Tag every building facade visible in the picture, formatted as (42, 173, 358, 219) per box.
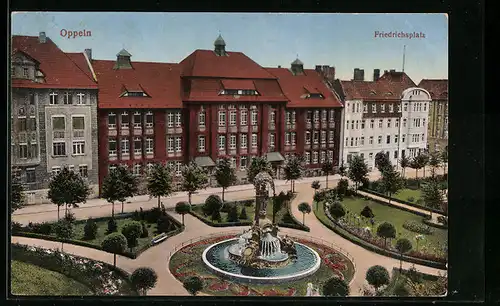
(418, 79, 448, 152)
(334, 69, 431, 170)
(11, 33, 99, 204)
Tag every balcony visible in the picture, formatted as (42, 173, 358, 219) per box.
(52, 131, 64, 140)
(314, 122, 320, 129)
(120, 129, 130, 136)
(329, 122, 335, 129)
(229, 126, 237, 133)
(306, 122, 312, 129)
(240, 148, 247, 155)
(145, 128, 154, 135)
(240, 125, 248, 133)
(218, 126, 227, 133)
(199, 125, 206, 132)
(252, 126, 258, 132)
(328, 143, 335, 149)
(286, 123, 296, 130)
(108, 129, 117, 137)
(134, 151, 142, 159)
(133, 128, 142, 136)
(109, 154, 117, 161)
(175, 127, 183, 134)
(229, 149, 237, 155)
(145, 152, 154, 159)
(269, 123, 276, 130)
(305, 144, 311, 150)
(121, 153, 130, 161)
(167, 127, 175, 134)
(313, 144, 319, 150)
(73, 130, 84, 138)
(218, 149, 226, 156)
(321, 121, 328, 129)
(251, 147, 258, 154)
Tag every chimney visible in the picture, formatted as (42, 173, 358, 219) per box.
(353, 68, 364, 81)
(113, 49, 133, 70)
(39, 32, 46, 43)
(373, 69, 380, 81)
(84, 49, 92, 61)
(278, 65, 281, 68)
(384, 70, 389, 74)
(390, 69, 396, 73)
(315, 65, 322, 73)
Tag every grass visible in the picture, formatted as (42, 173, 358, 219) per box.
(319, 196, 447, 256)
(11, 260, 93, 296)
(392, 188, 423, 203)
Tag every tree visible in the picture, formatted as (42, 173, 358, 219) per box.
(366, 265, 390, 293)
(48, 166, 91, 221)
(421, 174, 445, 218)
(399, 156, 410, 178)
(121, 221, 143, 252)
(54, 220, 73, 252)
(214, 157, 237, 202)
(101, 167, 128, 218)
(183, 276, 204, 296)
(322, 277, 350, 297)
(420, 153, 430, 178)
(410, 154, 426, 181)
(329, 201, 346, 225)
(211, 209, 222, 222)
(428, 151, 441, 172)
(395, 238, 413, 271)
(379, 165, 404, 204)
(322, 159, 335, 189)
(174, 201, 191, 226)
(375, 152, 392, 174)
(283, 154, 305, 193)
(440, 148, 448, 175)
(116, 165, 139, 213)
(11, 171, 25, 214)
(311, 180, 321, 194)
(239, 207, 248, 220)
(360, 206, 375, 219)
(101, 232, 127, 268)
(203, 194, 223, 216)
(140, 221, 149, 238)
(247, 156, 274, 184)
(130, 267, 158, 296)
(147, 163, 174, 209)
(376, 222, 396, 247)
(298, 202, 312, 225)
(83, 218, 98, 240)
(337, 178, 349, 199)
(181, 161, 209, 205)
(226, 204, 239, 222)
(347, 155, 369, 192)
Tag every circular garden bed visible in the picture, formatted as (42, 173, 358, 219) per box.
(168, 234, 355, 296)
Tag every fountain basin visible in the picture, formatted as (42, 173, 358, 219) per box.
(202, 238, 321, 284)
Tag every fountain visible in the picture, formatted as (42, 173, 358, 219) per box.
(202, 172, 321, 283)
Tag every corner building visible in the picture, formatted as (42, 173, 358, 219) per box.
(93, 35, 343, 192)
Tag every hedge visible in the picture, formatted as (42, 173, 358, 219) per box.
(359, 188, 447, 216)
(13, 212, 184, 259)
(313, 202, 447, 269)
(422, 218, 448, 230)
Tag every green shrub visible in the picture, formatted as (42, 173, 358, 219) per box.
(107, 218, 118, 234)
(280, 211, 295, 224)
(243, 200, 254, 207)
(11, 222, 23, 234)
(30, 222, 53, 235)
(63, 210, 76, 223)
(132, 210, 140, 221)
(83, 218, 98, 240)
(121, 221, 143, 251)
(402, 220, 434, 235)
(404, 266, 423, 283)
(329, 201, 346, 221)
(203, 195, 223, 216)
(144, 207, 162, 223)
(226, 204, 239, 222)
(140, 221, 149, 238)
(157, 215, 171, 233)
(360, 206, 375, 218)
(211, 209, 222, 222)
(416, 199, 424, 205)
(407, 196, 415, 203)
(239, 207, 248, 220)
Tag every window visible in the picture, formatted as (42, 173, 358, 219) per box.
(370, 120, 374, 129)
(286, 111, 292, 124)
(321, 131, 326, 143)
(52, 116, 65, 130)
(18, 144, 28, 158)
(314, 110, 320, 122)
(72, 141, 85, 155)
(63, 92, 72, 105)
(389, 104, 394, 112)
(240, 109, 248, 125)
(240, 134, 248, 149)
(198, 110, 206, 127)
(285, 132, 290, 145)
(49, 92, 58, 105)
(355, 120, 359, 129)
(18, 118, 27, 132)
(79, 165, 88, 178)
(395, 118, 399, 128)
(230, 110, 237, 125)
(218, 110, 226, 126)
(404, 103, 408, 111)
(386, 135, 390, 144)
(395, 135, 399, 143)
(143, 111, 154, 128)
(345, 137, 349, 147)
(268, 133, 275, 147)
(175, 137, 182, 152)
(423, 118, 426, 126)
(72, 116, 84, 137)
(387, 119, 391, 128)
(320, 151, 326, 163)
(328, 131, 334, 143)
(146, 163, 154, 175)
(312, 151, 319, 164)
(175, 161, 183, 176)
(76, 93, 85, 105)
(372, 104, 376, 113)
(394, 151, 398, 159)
(121, 139, 129, 155)
(108, 112, 116, 128)
(230, 134, 237, 149)
(175, 112, 182, 127)
(53, 142, 66, 156)
(402, 134, 406, 143)
(381, 104, 385, 113)
(109, 165, 117, 172)
(321, 110, 327, 121)
(26, 168, 36, 183)
(132, 164, 141, 176)
(313, 131, 319, 144)
(346, 120, 349, 130)
(133, 112, 142, 128)
(352, 103, 356, 113)
(269, 110, 276, 123)
(360, 137, 365, 146)
(145, 137, 154, 154)
(23, 67, 29, 77)
(218, 135, 226, 150)
(351, 121, 354, 130)
(52, 166, 61, 176)
(369, 136, 373, 144)
(251, 133, 258, 147)
(403, 119, 407, 127)
(421, 133, 425, 142)
(240, 156, 248, 169)
(350, 138, 354, 147)
(291, 111, 296, 123)
(378, 119, 383, 128)
(397, 104, 401, 112)
(109, 139, 117, 156)
(306, 111, 312, 123)
(167, 112, 174, 128)
(134, 137, 142, 154)
(121, 112, 129, 129)
(305, 131, 311, 144)
(378, 136, 382, 144)
(424, 103, 427, 111)
(355, 137, 358, 146)
(369, 153, 374, 160)
(291, 132, 296, 145)
(361, 120, 365, 129)
(251, 110, 258, 125)
(305, 152, 311, 164)
(363, 104, 368, 113)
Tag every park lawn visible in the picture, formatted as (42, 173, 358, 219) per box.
(328, 196, 447, 256)
(11, 260, 93, 296)
(392, 188, 423, 203)
(192, 200, 286, 224)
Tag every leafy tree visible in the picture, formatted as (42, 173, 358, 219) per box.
(54, 220, 73, 252)
(376, 222, 396, 247)
(395, 238, 413, 271)
(428, 152, 441, 172)
(337, 178, 349, 199)
(107, 218, 118, 234)
(48, 166, 91, 221)
(366, 265, 390, 293)
(247, 156, 274, 184)
(410, 154, 427, 181)
(101, 167, 126, 218)
(157, 215, 171, 233)
(101, 232, 127, 267)
(298, 202, 312, 225)
(130, 267, 158, 296)
(140, 221, 149, 238)
(239, 207, 248, 220)
(174, 201, 191, 226)
(203, 194, 223, 216)
(420, 153, 430, 178)
(440, 148, 448, 175)
(121, 221, 143, 252)
(283, 154, 305, 193)
(11, 171, 25, 214)
(360, 206, 375, 219)
(379, 165, 404, 203)
(375, 152, 392, 174)
(311, 180, 321, 194)
(322, 159, 336, 189)
(347, 155, 369, 192)
(226, 204, 239, 222)
(181, 161, 209, 205)
(329, 201, 346, 225)
(421, 174, 445, 218)
(83, 218, 98, 240)
(214, 157, 237, 202)
(211, 209, 222, 222)
(183, 275, 204, 296)
(147, 163, 174, 209)
(399, 156, 410, 178)
(116, 165, 139, 213)
(322, 277, 350, 297)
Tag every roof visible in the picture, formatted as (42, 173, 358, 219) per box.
(266, 152, 285, 162)
(214, 35, 226, 46)
(117, 49, 132, 57)
(180, 49, 277, 79)
(418, 79, 448, 100)
(11, 36, 97, 89)
(194, 156, 215, 167)
(221, 79, 255, 90)
(91, 60, 182, 109)
(291, 58, 304, 65)
(66, 52, 95, 81)
(265, 68, 343, 108)
(339, 71, 417, 101)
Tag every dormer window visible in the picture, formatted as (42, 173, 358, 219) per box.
(23, 67, 29, 78)
(370, 90, 377, 95)
(123, 91, 147, 97)
(307, 93, 324, 99)
(219, 89, 258, 96)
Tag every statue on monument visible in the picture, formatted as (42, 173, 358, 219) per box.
(252, 171, 275, 225)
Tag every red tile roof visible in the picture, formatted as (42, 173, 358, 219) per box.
(180, 50, 277, 79)
(221, 79, 256, 90)
(11, 36, 97, 89)
(266, 68, 343, 108)
(418, 79, 448, 100)
(66, 52, 95, 82)
(339, 71, 417, 101)
(91, 60, 182, 109)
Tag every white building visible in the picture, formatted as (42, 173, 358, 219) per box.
(335, 69, 431, 170)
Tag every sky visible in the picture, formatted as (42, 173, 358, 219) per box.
(11, 12, 448, 83)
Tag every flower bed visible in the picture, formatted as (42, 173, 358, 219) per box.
(11, 243, 138, 296)
(403, 220, 435, 235)
(168, 234, 355, 296)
